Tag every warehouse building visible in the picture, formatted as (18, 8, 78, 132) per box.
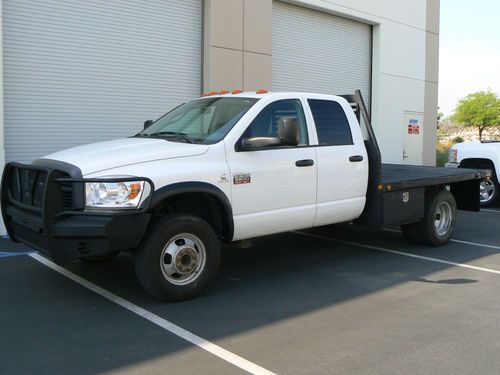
(0, 0, 439, 168)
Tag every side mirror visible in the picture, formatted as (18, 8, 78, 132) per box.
(278, 117, 299, 146)
(240, 137, 283, 150)
(144, 120, 154, 130)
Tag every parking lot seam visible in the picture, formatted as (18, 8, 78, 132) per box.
(293, 231, 500, 275)
(28, 253, 277, 375)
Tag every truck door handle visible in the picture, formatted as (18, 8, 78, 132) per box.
(295, 159, 314, 167)
(349, 155, 364, 162)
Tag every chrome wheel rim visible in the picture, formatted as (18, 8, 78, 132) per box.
(480, 180, 495, 203)
(434, 201, 453, 237)
(160, 233, 206, 286)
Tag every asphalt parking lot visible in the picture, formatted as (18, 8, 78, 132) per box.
(2, 206, 500, 375)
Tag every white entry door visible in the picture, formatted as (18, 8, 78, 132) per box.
(403, 112, 424, 165)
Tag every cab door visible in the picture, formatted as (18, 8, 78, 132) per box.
(306, 97, 368, 226)
(225, 98, 317, 240)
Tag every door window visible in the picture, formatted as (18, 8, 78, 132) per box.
(243, 99, 309, 146)
(308, 99, 353, 146)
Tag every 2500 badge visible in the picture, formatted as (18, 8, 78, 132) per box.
(233, 173, 251, 185)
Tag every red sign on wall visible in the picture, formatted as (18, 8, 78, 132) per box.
(408, 124, 420, 134)
(407, 119, 420, 135)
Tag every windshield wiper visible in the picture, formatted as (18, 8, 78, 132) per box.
(147, 131, 196, 144)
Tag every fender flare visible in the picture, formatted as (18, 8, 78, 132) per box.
(148, 181, 234, 241)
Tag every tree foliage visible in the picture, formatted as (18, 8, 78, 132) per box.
(452, 90, 500, 140)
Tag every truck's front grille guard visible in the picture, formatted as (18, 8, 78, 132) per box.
(4, 164, 61, 214)
(3, 163, 155, 219)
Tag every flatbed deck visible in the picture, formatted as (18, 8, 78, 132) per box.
(381, 164, 491, 191)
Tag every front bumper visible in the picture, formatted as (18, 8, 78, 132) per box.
(1, 162, 153, 264)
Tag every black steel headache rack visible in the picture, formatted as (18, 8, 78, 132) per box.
(1, 162, 154, 264)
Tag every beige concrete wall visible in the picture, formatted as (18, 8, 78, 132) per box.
(203, 0, 272, 92)
(204, 0, 439, 164)
(423, 0, 440, 165)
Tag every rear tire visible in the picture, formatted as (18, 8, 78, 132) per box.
(418, 190, 457, 246)
(134, 214, 221, 302)
(401, 190, 456, 246)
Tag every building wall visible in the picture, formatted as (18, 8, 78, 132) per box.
(203, 0, 273, 92)
(0, 2, 6, 234)
(203, 0, 440, 165)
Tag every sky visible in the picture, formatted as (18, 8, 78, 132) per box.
(439, 0, 500, 116)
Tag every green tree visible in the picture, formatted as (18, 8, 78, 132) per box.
(452, 90, 500, 140)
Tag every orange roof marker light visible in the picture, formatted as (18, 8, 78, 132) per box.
(256, 89, 268, 94)
(201, 91, 218, 97)
(219, 90, 229, 95)
(232, 89, 243, 94)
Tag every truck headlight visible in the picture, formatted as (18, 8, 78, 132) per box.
(449, 149, 458, 163)
(85, 180, 145, 209)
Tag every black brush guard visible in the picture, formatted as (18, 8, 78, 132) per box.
(1, 162, 153, 264)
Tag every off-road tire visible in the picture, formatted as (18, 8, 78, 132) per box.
(134, 214, 221, 302)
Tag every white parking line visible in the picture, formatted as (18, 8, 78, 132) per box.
(383, 228, 500, 251)
(29, 253, 276, 375)
(293, 231, 500, 275)
(480, 208, 500, 213)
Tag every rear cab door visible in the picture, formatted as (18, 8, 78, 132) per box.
(224, 93, 318, 240)
(303, 94, 369, 226)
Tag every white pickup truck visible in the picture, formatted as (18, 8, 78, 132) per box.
(446, 141, 500, 206)
(1, 90, 489, 301)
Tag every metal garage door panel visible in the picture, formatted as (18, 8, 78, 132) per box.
(3, 0, 201, 163)
(272, 1, 371, 103)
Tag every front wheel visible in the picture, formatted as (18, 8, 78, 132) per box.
(134, 214, 221, 302)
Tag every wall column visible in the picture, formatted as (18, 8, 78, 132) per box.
(203, 0, 272, 92)
(423, 0, 440, 166)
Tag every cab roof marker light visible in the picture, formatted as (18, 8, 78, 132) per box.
(232, 89, 243, 94)
(219, 90, 229, 95)
(200, 91, 218, 97)
(256, 89, 268, 94)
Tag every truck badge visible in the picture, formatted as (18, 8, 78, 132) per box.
(233, 173, 251, 185)
(219, 173, 228, 183)
(402, 192, 410, 203)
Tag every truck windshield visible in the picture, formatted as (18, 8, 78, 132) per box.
(137, 97, 258, 144)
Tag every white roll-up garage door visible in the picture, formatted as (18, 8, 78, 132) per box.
(273, 1, 371, 103)
(3, 0, 202, 163)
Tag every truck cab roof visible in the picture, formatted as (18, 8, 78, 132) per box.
(198, 91, 350, 102)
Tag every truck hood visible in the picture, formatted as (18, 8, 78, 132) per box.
(39, 138, 209, 175)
